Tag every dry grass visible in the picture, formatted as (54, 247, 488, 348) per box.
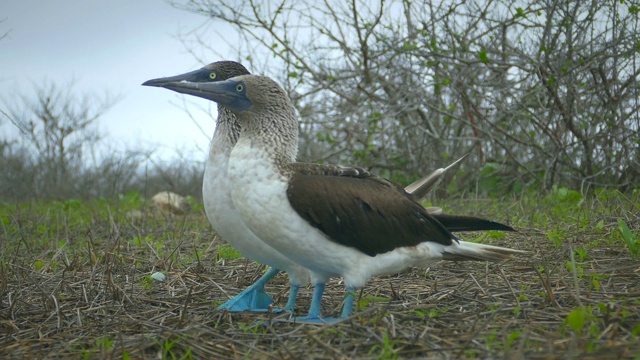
(1, 192, 639, 359)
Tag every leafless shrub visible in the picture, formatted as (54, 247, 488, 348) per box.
(0, 82, 205, 201)
(2, 81, 118, 199)
(173, 0, 640, 193)
(0, 138, 36, 199)
(130, 150, 204, 200)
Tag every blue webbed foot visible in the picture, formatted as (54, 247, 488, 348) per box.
(291, 315, 342, 324)
(217, 286, 274, 312)
(217, 267, 279, 312)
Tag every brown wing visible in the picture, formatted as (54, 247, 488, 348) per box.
(285, 163, 454, 257)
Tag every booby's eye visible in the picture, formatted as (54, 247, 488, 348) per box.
(209, 72, 217, 80)
(236, 84, 244, 92)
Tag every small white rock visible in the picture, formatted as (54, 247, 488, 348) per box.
(151, 191, 191, 215)
(150, 272, 166, 282)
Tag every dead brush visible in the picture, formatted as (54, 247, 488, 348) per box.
(0, 194, 639, 358)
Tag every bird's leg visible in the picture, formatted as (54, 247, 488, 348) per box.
(217, 267, 279, 312)
(293, 284, 355, 323)
(292, 282, 332, 323)
(340, 287, 357, 318)
(306, 282, 325, 318)
(284, 284, 300, 313)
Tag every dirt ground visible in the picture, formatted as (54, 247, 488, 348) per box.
(1, 198, 639, 359)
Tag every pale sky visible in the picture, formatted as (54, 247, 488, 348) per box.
(1, 0, 235, 160)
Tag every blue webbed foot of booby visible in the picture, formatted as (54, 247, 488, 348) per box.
(217, 267, 279, 312)
(293, 316, 341, 324)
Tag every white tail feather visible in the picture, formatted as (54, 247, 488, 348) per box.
(404, 153, 470, 200)
(442, 241, 528, 262)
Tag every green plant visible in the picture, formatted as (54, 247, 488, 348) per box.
(485, 329, 498, 350)
(86, 336, 115, 359)
(368, 331, 398, 360)
(463, 349, 480, 358)
(238, 322, 268, 334)
(565, 260, 584, 278)
(574, 247, 588, 261)
(618, 219, 639, 260)
(142, 275, 154, 291)
(216, 244, 242, 260)
(513, 306, 521, 317)
(120, 191, 143, 209)
(474, 230, 508, 244)
(504, 330, 521, 350)
(150, 336, 191, 360)
(564, 306, 598, 337)
(547, 228, 565, 248)
(413, 307, 441, 319)
(359, 294, 390, 309)
(548, 186, 584, 215)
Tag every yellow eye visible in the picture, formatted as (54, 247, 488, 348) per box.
(236, 84, 244, 92)
(209, 72, 217, 80)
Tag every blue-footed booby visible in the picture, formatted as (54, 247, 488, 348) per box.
(144, 69, 521, 321)
(143, 61, 310, 312)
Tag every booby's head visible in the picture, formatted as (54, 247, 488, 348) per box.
(160, 74, 299, 159)
(142, 60, 250, 99)
(155, 74, 296, 117)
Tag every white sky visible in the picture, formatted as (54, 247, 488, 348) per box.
(1, 0, 235, 161)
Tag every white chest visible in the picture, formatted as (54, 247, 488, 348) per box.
(227, 143, 291, 240)
(228, 142, 371, 280)
(202, 150, 233, 229)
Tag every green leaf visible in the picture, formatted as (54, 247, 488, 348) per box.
(547, 74, 555, 85)
(478, 49, 489, 63)
(430, 38, 438, 50)
(515, 7, 525, 18)
(566, 307, 585, 334)
(618, 218, 638, 259)
(618, 218, 634, 243)
(35, 260, 43, 270)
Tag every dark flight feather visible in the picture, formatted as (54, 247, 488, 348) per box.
(431, 214, 515, 232)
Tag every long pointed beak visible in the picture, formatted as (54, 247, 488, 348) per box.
(157, 81, 238, 103)
(145, 78, 249, 110)
(142, 69, 235, 104)
(142, 69, 204, 88)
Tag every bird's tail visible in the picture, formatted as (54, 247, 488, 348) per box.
(441, 241, 528, 262)
(432, 214, 515, 232)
